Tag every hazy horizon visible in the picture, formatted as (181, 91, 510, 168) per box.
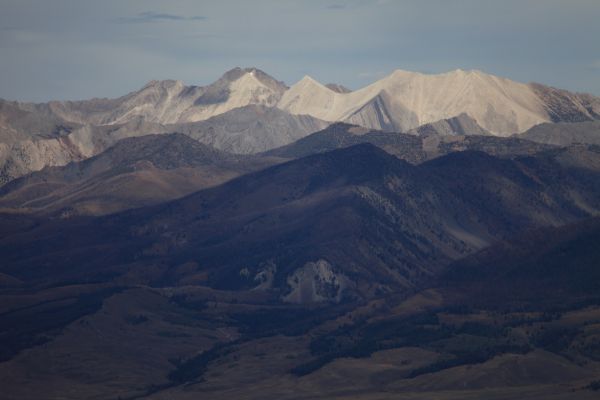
(1, 0, 600, 102)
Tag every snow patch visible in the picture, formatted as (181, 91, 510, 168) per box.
(283, 260, 351, 304)
(253, 260, 277, 290)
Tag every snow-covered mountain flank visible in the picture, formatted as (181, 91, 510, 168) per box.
(278, 69, 600, 135)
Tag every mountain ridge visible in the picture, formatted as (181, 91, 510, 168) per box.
(279, 69, 600, 135)
(4, 67, 599, 134)
(2, 143, 599, 294)
(0, 133, 282, 216)
(1, 142, 600, 399)
(2, 66, 600, 185)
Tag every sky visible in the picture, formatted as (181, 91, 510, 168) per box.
(1, 0, 599, 102)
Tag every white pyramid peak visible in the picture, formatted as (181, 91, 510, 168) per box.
(299, 75, 315, 82)
(277, 75, 339, 120)
(295, 75, 330, 89)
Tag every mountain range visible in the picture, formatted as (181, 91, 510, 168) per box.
(2, 66, 600, 400)
(2, 67, 600, 184)
(0, 133, 282, 216)
(2, 142, 599, 292)
(1, 141, 600, 399)
(0, 123, 560, 217)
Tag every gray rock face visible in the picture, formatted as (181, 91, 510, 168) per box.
(169, 105, 329, 154)
(0, 118, 168, 184)
(283, 260, 351, 304)
(0, 68, 283, 183)
(530, 83, 600, 123)
(0, 100, 79, 143)
(0, 133, 281, 216)
(266, 123, 554, 164)
(0, 105, 325, 185)
(408, 113, 491, 137)
(519, 120, 600, 146)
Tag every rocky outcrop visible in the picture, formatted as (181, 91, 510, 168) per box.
(408, 113, 490, 137)
(283, 260, 352, 304)
(171, 105, 328, 154)
(530, 83, 600, 123)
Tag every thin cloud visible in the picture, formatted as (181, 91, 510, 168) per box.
(117, 12, 207, 24)
(326, 4, 346, 10)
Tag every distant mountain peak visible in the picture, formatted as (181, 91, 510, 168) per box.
(389, 68, 421, 77)
(448, 68, 480, 75)
(219, 67, 288, 89)
(221, 67, 261, 81)
(140, 79, 185, 91)
(142, 79, 160, 87)
(294, 75, 326, 87)
(388, 68, 484, 77)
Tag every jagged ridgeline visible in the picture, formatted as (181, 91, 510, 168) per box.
(2, 67, 599, 184)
